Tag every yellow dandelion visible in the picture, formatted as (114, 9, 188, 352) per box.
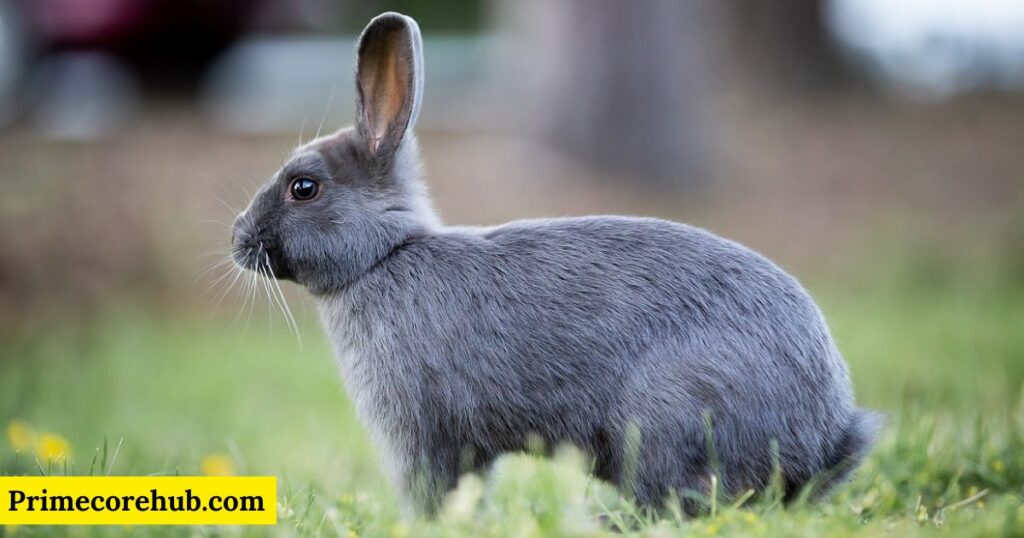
(35, 433, 72, 463)
(347, 530, 359, 538)
(742, 512, 759, 524)
(6, 420, 35, 452)
(200, 453, 235, 476)
(391, 523, 410, 538)
(991, 459, 1005, 473)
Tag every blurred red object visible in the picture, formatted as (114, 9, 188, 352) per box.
(11, 0, 273, 92)
(28, 0, 152, 44)
(17, 0, 256, 49)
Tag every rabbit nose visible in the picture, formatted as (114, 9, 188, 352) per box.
(231, 220, 254, 248)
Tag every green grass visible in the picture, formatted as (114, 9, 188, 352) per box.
(1, 282, 1023, 536)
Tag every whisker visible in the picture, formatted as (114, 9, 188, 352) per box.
(256, 243, 275, 333)
(259, 264, 275, 333)
(314, 85, 337, 141)
(196, 218, 237, 228)
(241, 268, 258, 338)
(263, 250, 302, 348)
(230, 247, 258, 332)
(298, 117, 308, 147)
(260, 260, 284, 334)
(227, 175, 259, 200)
(195, 252, 236, 276)
(198, 262, 236, 293)
(241, 243, 271, 338)
(198, 246, 237, 259)
(211, 194, 243, 217)
(230, 263, 254, 330)
(211, 265, 246, 311)
(196, 255, 230, 275)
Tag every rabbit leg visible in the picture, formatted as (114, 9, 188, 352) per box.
(628, 456, 713, 516)
(609, 424, 713, 516)
(391, 445, 461, 518)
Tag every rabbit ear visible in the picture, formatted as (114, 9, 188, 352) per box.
(355, 12, 424, 160)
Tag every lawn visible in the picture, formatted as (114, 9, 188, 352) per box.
(1, 276, 1023, 536)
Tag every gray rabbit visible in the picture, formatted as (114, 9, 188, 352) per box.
(231, 12, 881, 517)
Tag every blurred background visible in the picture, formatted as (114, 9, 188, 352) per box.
(1, 0, 1022, 326)
(0, 0, 1022, 533)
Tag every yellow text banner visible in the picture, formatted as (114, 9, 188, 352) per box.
(0, 476, 276, 525)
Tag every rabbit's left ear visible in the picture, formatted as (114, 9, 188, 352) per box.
(354, 12, 424, 160)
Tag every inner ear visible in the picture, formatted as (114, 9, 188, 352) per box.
(357, 21, 413, 156)
(360, 29, 408, 150)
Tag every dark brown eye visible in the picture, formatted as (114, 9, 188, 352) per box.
(290, 177, 319, 201)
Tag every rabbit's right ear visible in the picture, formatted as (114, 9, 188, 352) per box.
(355, 12, 424, 163)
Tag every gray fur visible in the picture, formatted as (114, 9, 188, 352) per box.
(231, 11, 881, 517)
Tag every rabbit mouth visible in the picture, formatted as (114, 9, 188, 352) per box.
(232, 242, 293, 281)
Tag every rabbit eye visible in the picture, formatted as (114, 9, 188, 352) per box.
(290, 177, 319, 201)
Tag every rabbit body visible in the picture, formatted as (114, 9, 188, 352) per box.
(318, 213, 876, 513)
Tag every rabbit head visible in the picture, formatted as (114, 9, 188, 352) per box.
(231, 12, 437, 294)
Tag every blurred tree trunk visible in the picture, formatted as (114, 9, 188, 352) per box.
(497, 0, 713, 190)
(725, 0, 850, 90)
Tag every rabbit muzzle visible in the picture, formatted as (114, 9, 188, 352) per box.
(230, 220, 291, 278)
